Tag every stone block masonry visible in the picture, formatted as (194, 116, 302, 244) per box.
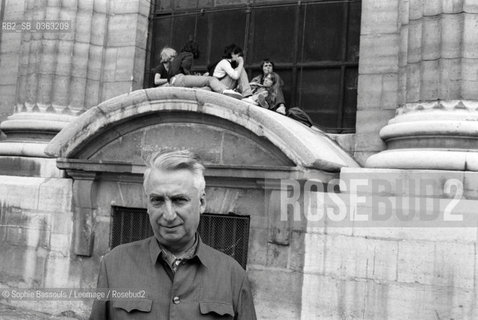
(355, 0, 401, 164)
(0, 0, 151, 158)
(0, 175, 75, 289)
(299, 167, 478, 319)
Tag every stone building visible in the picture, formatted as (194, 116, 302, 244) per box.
(0, 0, 477, 319)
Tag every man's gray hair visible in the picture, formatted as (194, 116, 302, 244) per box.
(143, 150, 206, 193)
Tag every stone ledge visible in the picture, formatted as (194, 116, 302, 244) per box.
(366, 149, 478, 171)
(0, 156, 63, 178)
(341, 167, 465, 197)
(0, 143, 49, 158)
(381, 120, 478, 140)
(0, 112, 78, 158)
(396, 100, 478, 115)
(0, 175, 72, 211)
(45, 87, 359, 172)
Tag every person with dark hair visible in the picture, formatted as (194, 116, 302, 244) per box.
(243, 73, 282, 111)
(181, 40, 200, 59)
(249, 59, 286, 114)
(247, 58, 316, 125)
(90, 150, 257, 320)
(212, 44, 252, 98)
(169, 40, 199, 76)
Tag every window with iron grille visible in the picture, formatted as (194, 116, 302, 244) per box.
(110, 206, 250, 269)
(145, 0, 361, 133)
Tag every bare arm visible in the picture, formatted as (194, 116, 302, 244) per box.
(217, 57, 244, 80)
(154, 73, 168, 86)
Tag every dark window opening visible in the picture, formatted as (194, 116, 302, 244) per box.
(145, 0, 361, 133)
(110, 206, 251, 269)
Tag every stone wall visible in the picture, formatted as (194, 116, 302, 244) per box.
(0, 1, 24, 123)
(39, 87, 353, 319)
(0, 175, 85, 315)
(300, 168, 478, 319)
(2, 1, 478, 319)
(0, 0, 149, 122)
(0, 1, 151, 316)
(355, 0, 399, 164)
(358, 0, 478, 167)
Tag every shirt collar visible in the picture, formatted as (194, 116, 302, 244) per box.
(159, 234, 198, 270)
(149, 234, 214, 269)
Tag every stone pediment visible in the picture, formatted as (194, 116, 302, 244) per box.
(45, 87, 358, 172)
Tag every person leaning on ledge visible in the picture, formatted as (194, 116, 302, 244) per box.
(89, 150, 257, 320)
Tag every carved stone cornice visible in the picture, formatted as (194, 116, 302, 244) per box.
(15, 102, 85, 116)
(396, 100, 478, 116)
(367, 99, 478, 170)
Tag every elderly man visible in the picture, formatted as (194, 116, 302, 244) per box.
(90, 150, 257, 319)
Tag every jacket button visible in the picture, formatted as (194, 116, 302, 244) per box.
(173, 296, 180, 304)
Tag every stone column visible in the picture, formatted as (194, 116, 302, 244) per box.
(366, 0, 478, 170)
(0, 0, 149, 158)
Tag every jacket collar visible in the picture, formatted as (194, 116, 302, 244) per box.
(149, 234, 214, 269)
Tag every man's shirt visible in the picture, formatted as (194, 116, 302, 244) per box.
(89, 236, 257, 320)
(159, 234, 198, 273)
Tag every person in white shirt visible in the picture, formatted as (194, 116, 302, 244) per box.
(153, 45, 243, 99)
(212, 44, 252, 98)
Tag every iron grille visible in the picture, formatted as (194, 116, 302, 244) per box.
(110, 206, 250, 269)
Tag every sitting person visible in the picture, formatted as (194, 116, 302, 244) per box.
(168, 40, 198, 76)
(250, 59, 286, 114)
(243, 73, 284, 113)
(155, 43, 242, 99)
(212, 44, 253, 98)
(152, 46, 177, 86)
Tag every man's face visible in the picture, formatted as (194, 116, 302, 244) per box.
(262, 62, 273, 75)
(145, 169, 205, 253)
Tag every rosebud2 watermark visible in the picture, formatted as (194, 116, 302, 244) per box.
(276, 178, 477, 227)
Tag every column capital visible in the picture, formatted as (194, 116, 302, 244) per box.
(396, 100, 478, 115)
(363, 0, 478, 171)
(0, 112, 76, 157)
